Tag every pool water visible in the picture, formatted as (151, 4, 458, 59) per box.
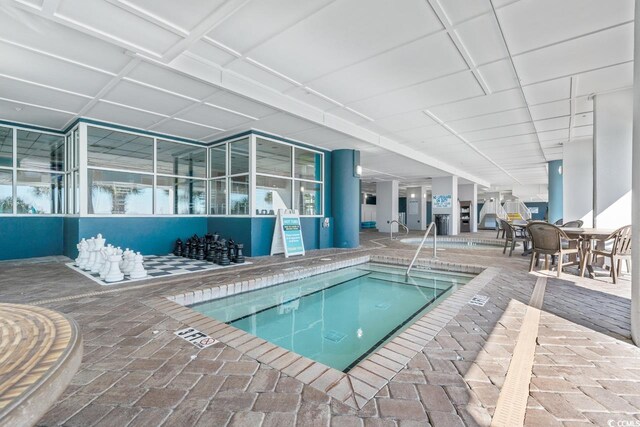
(190, 263, 473, 371)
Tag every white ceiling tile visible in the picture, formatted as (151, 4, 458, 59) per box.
(528, 100, 570, 121)
(151, 119, 219, 140)
(576, 62, 633, 96)
(287, 126, 348, 146)
(86, 100, 165, 129)
(574, 112, 593, 127)
(393, 125, 451, 142)
(428, 88, 525, 122)
(477, 59, 519, 92)
(497, 0, 634, 54)
(461, 122, 535, 142)
(225, 59, 297, 92)
(573, 125, 593, 137)
(57, 0, 182, 56)
(284, 86, 339, 111)
(575, 96, 593, 114)
(177, 104, 254, 130)
(325, 108, 373, 126)
(127, 61, 219, 100)
(0, 41, 112, 95)
(522, 77, 571, 105)
(512, 23, 633, 85)
(0, 98, 74, 129)
(439, 0, 492, 25)
(534, 116, 570, 132)
(307, 32, 467, 103)
(0, 75, 89, 112)
(351, 71, 483, 119)
(372, 111, 437, 133)
(448, 108, 530, 133)
(454, 13, 508, 65)
(104, 80, 194, 116)
(205, 91, 278, 119)
(248, 0, 443, 83)
(186, 40, 237, 67)
(0, 8, 130, 74)
(537, 128, 569, 141)
(117, 0, 227, 32)
(251, 113, 318, 135)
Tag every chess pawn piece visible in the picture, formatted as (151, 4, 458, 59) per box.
(228, 241, 236, 263)
(100, 245, 114, 279)
(235, 243, 245, 263)
(206, 241, 215, 262)
(123, 250, 136, 275)
(129, 252, 147, 279)
(189, 240, 198, 259)
(174, 239, 183, 257)
(214, 241, 222, 264)
(196, 239, 205, 261)
(219, 243, 230, 266)
(120, 249, 131, 273)
(77, 239, 88, 268)
(184, 239, 191, 258)
(105, 251, 124, 283)
(84, 238, 96, 271)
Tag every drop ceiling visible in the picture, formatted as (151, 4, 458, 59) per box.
(0, 0, 634, 192)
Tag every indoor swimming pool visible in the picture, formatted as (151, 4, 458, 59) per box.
(190, 263, 474, 371)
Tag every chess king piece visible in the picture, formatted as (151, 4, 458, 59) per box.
(105, 250, 124, 283)
(84, 237, 97, 271)
(129, 252, 147, 279)
(91, 234, 106, 273)
(174, 239, 183, 257)
(235, 243, 245, 264)
(76, 239, 89, 268)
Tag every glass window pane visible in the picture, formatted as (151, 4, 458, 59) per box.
(88, 127, 153, 172)
(156, 177, 206, 215)
(73, 171, 79, 214)
(256, 175, 291, 215)
(0, 127, 12, 168)
(229, 139, 249, 175)
(229, 175, 249, 215)
(295, 181, 322, 215)
(295, 148, 322, 181)
(88, 169, 153, 215)
(210, 179, 226, 215)
(0, 169, 12, 213)
(156, 140, 206, 178)
(210, 144, 226, 177)
(16, 171, 64, 214)
(256, 138, 291, 177)
(17, 130, 65, 171)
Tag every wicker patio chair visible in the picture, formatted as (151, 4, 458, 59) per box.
(526, 221, 581, 277)
(580, 225, 632, 284)
(500, 219, 529, 257)
(496, 219, 505, 239)
(554, 218, 564, 226)
(561, 220, 584, 228)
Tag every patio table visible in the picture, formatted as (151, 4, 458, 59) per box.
(561, 227, 616, 277)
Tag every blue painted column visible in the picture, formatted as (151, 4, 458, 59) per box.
(548, 160, 563, 224)
(331, 149, 360, 248)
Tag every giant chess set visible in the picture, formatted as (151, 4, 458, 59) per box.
(66, 232, 250, 286)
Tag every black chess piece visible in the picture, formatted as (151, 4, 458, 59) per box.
(235, 243, 245, 263)
(196, 238, 205, 261)
(219, 241, 230, 266)
(189, 239, 198, 259)
(184, 239, 191, 258)
(212, 232, 220, 243)
(205, 233, 213, 244)
(174, 238, 183, 257)
(228, 240, 236, 263)
(206, 241, 215, 262)
(216, 240, 225, 264)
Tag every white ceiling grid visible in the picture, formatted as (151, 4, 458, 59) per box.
(0, 0, 635, 192)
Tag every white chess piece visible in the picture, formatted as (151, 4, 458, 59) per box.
(84, 238, 96, 271)
(105, 251, 124, 283)
(100, 245, 113, 279)
(76, 239, 88, 268)
(91, 234, 106, 273)
(122, 250, 135, 275)
(129, 252, 147, 279)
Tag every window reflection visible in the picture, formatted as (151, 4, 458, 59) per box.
(210, 178, 226, 215)
(256, 138, 291, 177)
(156, 140, 206, 178)
(16, 171, 64, 214)
(88, 127, 153, 172)
(229, 139, 249, 175)
(156, 176, 206, 215)
(295, 148, 322, 181)
(230, 175, 249, 215)
(17, 130, 65, 171)
(256, 176, 291, 215)
(210, 144, 226, 178)
(0, 169, 12, 213)
(0, 127, 13, 169)
(88, 169, 153, 215)
(295, 181, 322, 216)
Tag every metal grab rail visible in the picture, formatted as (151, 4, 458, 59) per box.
(389, 220, 409, 240)
(406, 221, 437, 277)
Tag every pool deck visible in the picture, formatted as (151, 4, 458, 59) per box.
(1, 229, 638, 426)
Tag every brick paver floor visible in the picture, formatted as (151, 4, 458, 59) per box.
(1, 230, 638, 426)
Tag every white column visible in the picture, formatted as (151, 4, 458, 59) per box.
(432, 176, 459, 235)
(376, 180, 399, 233)
(406, 186, 427, 231)
(459, 183, 478, 232)
(563, 139, 594, 226)
(631, 0, 640, 346)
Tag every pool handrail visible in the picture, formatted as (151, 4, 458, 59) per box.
(389, 220, 409, 240)
(406, 221, 437, 277)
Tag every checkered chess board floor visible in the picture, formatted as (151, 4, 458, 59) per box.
(66, 254, 251, 286)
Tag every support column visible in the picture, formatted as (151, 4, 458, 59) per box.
(459, 183, 478, 232)
(406, 186, 427, 231)
(331, 150, 360, 248)
(376, 181, 399, 233)
(431, 176, 459, 235)
(631, 0, 640, 346)
(548, 160, 563, 224)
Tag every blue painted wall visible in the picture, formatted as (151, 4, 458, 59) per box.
(0, 217, 63, 260)
(524, 202, 548, 221)
(548, 160, 563, 224)
(331, 150, 360, 248)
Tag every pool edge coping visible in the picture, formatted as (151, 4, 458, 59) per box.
(144, 255, 499, 410)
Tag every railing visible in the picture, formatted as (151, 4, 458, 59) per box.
(503, 200, 531, 220)
(406, 221, 437, 277)
(479, 199, 507, 221)
(389, 220, 409, 240)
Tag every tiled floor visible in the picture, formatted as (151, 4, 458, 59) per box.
(1, 230, 638, 426)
